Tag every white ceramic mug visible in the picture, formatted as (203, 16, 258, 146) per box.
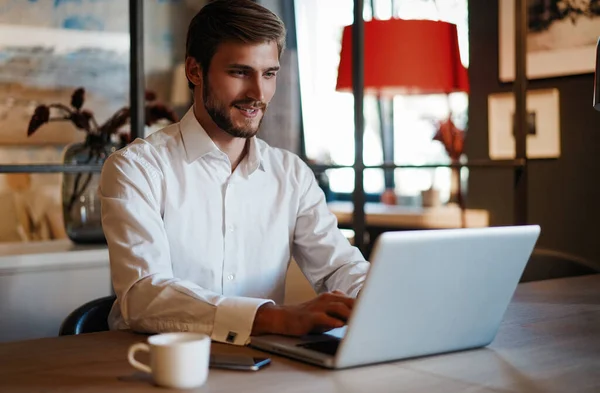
(128, 332, 210, 389)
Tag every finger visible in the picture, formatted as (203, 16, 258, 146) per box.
(311, 313, 345, 333)
(332, 290, 345, 296)
(322, 292, 355, 309)
(325, 301, 352, 322)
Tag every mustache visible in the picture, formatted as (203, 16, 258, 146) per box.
(231, 99, 267, 109)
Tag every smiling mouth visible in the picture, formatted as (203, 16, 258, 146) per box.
(234, 105, 261, 118)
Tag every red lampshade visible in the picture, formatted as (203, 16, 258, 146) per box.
(336, 19, 469, 96)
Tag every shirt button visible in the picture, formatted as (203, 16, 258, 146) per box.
(227, 274, 235, 281)
(228, 224, 235, 232)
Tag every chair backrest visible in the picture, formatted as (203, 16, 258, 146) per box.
(59, 295, 116, 336)
(520, 248, 599, 283)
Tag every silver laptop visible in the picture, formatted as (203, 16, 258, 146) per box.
(250, 225, 541, 369)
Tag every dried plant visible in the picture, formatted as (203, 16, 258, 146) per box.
(433, 117, 465, 162)
(27, 87, 177, 141)
(432, 116, 467, 226)
(26, 87, 178, 212)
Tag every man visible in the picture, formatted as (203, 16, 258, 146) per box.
(100, 0, 369, 346)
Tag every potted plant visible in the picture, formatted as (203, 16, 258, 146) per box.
(432, 116, 467, 226)
(27, 87, 177, 243)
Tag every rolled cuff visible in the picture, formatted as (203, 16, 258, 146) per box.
(211, 296, 275, 346)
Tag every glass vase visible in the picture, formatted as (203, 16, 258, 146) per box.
(62, 133, 118, 244)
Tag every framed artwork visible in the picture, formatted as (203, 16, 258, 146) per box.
(0, 0, 130, 145)
(499, 0, 600, 82)
(488, 88, 560, 159)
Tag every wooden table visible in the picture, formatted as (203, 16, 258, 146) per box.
(1, 275, 599, 393)
(328, 201, 490, 229)
(328, 201, 490, 258)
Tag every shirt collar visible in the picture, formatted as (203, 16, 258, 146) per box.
(245, 135, 265, 175)
(179, 106, 265, 174)
(179, 107, 219, 163)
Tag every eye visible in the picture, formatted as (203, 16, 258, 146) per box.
(264, 71, 277, 79)
(230, 70, 248, 77)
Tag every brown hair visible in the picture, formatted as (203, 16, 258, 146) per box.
(185, 0, 287, 89)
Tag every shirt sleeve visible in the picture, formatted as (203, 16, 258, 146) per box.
(291, 160, 370, 297)
(100, 144, 272, 345)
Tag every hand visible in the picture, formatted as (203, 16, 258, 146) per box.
(252, 290, 354, 337)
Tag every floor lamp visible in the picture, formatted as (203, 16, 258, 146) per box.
(335, 18, 469, 212)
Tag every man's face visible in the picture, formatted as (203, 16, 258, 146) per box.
(201, 41, 280, 138)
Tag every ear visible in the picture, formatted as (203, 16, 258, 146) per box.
(185, 57, 203, 89)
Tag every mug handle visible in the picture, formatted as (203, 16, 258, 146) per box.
(127, 343, 152, 374)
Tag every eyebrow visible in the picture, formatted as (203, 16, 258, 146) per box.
(227, 64, 280, 72)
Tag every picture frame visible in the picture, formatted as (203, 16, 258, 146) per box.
(488, 88, 560, 159)
(0, 24, 129, 145)
(0, 0, 130, 146)
(499, 0, 600, 82)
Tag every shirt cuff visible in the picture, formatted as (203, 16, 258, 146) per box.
(211, 296, 274, 346)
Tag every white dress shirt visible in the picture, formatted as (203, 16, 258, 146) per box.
(100, 107, 369, 345)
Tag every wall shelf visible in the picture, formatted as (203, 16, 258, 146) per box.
(307, 159, 527, 172)
(0, 165, 103, 174)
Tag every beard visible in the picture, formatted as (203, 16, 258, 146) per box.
(202, 78, 267, 139)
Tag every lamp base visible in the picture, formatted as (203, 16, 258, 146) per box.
(380, 188, 397, 205)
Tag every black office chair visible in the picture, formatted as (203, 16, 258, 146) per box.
(59, 295, 116, 336)
(520, 248, 599, 283)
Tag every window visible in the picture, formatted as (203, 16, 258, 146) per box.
(295, 0, 469, 203)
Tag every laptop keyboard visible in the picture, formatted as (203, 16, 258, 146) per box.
(297, 339, 340, 356)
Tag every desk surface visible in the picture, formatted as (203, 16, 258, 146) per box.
(0, 275, 598, 393)
(328, 201, 489, 229)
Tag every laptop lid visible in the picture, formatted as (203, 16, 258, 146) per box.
(333, 225, 540, 369)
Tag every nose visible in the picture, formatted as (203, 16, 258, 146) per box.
(246, 75, 265, 103)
